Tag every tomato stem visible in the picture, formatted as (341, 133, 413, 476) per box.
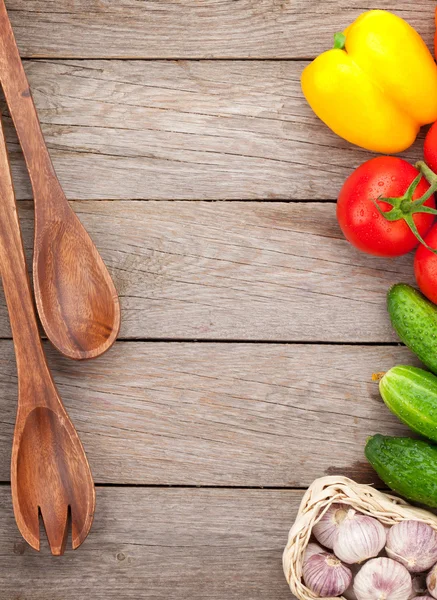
(372, 161, 437, 255)
(417, 161, 437, 188)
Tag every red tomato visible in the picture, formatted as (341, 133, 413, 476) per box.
(337, 157, 435, 257)
(424, 121, 437, 174)
(415, 225, 437, 304)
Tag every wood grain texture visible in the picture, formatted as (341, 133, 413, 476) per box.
(0, 486, 295, 599)
(3, 1, 434, 60)
(0, 115, 94, 555)
(0, 0, 423, 593)
(0, 200, 412, 343)
(0, 1, 120, 361)
(0, 342, 421, 486)
(0, 59, 423, 201)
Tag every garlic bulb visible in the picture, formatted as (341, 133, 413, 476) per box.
(303, 552, 352, 597)
(312, 503, 349, 549)
(333, 510, 386, 564)
(427, 564, 437, 599)
(303, 543, 324, 564)
(386, 521, 437, 572)
(354, 557, 412, 600)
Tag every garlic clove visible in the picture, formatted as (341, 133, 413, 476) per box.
(303, 552, 352, 597)
(411, 597, 435, 600)
(354, 557, 412, 600)
(303, 542, 324, 564)
(312, 503, 350, 549)
(427, 564, 437, 599)
(386, 521, 437, 573)
(334, 510, 386, 564)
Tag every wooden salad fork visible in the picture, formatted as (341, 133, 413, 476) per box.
(0, 0, 120, 361)
(0, 114, 95, 555)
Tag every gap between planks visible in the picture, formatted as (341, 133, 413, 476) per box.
(0, 337, 405, 346)
(24, 57, 317, 62)
(0, 482, 310, 490)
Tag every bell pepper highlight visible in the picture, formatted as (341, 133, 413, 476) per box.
(302, 11, 437, 153)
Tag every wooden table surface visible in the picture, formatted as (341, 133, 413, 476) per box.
(1, 1, 432, 598)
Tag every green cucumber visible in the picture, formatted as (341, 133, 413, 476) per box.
(388, 284, 437, 374)
(380, 366, 437, 442)
(365, 435, 437, 507)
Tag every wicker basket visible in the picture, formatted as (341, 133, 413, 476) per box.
(283, 476, 437, 600)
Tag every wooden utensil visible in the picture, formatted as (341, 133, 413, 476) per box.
(0, 114, 95, 555)
(0, 0, 120, 360)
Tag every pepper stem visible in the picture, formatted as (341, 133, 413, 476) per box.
(333, 32, 346, 50)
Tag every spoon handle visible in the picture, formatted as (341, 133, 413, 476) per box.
(0, 113, 54, 404)
(0, 0, 64, 210)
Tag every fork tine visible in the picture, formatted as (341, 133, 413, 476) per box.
(13, 501, 40, 552)
(13, 406, 95, 555)
(71, 499, 95, 550)
(39, 503, 69, 556)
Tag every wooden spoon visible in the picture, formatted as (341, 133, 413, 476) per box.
(0, 0, 120, 360)
(0, 113, 95, 555)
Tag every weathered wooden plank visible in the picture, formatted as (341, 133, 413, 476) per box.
(0, 341, 421, 485)
(0, 486, 295, 599)
(4, 1, 434, 60)
(2, 59, 422, 201)
(291, 2, 434, 60)
(2, 201, 414, 343)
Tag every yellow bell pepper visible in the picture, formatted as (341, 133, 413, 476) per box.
(301, 10, 437, 153)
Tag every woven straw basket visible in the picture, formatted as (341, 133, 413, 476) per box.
(283, 476, 437, 600)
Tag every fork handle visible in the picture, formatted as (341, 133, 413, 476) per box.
(0, 113, 54, 398)
(0, 0, 64, 210)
